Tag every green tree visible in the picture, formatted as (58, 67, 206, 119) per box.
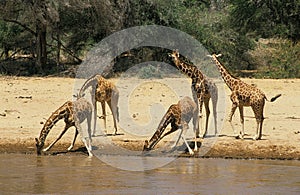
(0, 0, 59, 72)
(229, 0, 300, 43)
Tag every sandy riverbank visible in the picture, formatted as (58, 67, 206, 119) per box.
(0, 76, 299, 159)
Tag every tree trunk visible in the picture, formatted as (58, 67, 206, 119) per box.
(56, 30, 61, 67)
(36, 22, 47, 73)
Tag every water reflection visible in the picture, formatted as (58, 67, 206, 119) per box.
(0, 154, 299, 194)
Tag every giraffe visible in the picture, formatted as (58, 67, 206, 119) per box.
(35, 97, 93, 156)
(79, 74, 119, 135)
(208, 54, 281, 140)
(143, 96, 198, 155)
(169, 50, 218, 138)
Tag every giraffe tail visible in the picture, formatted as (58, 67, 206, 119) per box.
(267, 94, 282, 102)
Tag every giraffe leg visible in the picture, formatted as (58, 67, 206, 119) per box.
(192, 107, 199, 152)
(253, 119, 263, 140)
(92, 98, 97, 136)
(67, 129, 78, 151)
(172, 123, 194, 155)
(107, 98, 118, 135)
(203, 98, 210, 138)
(180, 130, 194, 155)
(192, 87, 201, 137)
(238, 106, 245, 139)
(43, 123, 72, 152)
(258, 119, 264, 140)
(172, 128, 183, 148)
(198, 97, 204, 138)
(100, 101, 107, 133)
(252, 104, 264, 140)
(75, 118, 93, 157)
(86, 110, 92, 151)
(91, 91, 97, 136)
(211, 90, 218, 136)
(228, 103, 238, 137)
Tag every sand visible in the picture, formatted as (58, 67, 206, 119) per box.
(0, 76, 299, 159)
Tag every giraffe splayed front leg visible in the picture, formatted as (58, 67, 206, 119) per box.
(170, 123, 195, 155)
(35, 98, 93, 156)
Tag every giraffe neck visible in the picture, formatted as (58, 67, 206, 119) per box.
(173, 57, 204, 82)
(37, 103, 69, 147)
(146, 106, 175, 150)
(78, 74, 102, 97)
(211, 55, 239, 90)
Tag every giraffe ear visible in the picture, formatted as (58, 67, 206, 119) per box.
(216, 54, 222, 57)
(207, 54, 213, 58)
(174, 49, 180, 57)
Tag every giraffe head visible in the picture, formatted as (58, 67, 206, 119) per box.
(207, 54, 222, 59)
(35, 138, 44, 155)
(143, 140, 150, 151)
(169, 49, 188, 73)
(169, 49, 180, 64)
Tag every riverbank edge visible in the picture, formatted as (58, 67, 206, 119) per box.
(1, 138, 299, 160)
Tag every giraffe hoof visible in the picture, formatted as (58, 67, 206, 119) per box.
(67, 146, 73, 151)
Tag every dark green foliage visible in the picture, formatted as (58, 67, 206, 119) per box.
(0, 0, 299, 78)
(229, 0, 300, 42)
(138, 64, 163, 79)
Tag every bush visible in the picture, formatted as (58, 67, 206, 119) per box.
(138, 64, 163, 79)
(250, 39, 300, 78)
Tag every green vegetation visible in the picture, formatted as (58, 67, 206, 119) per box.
(0, 0, 299, 78)
(138, 64, 163, 79)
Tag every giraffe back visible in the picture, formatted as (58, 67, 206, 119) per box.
(72, 97, 93, 122)
(178, 96, 197, 123)
(95, 77, 118, 102)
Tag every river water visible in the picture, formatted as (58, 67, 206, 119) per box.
(0, 154, 299, 194)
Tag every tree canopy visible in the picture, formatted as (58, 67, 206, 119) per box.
(0, 0, 299, 78)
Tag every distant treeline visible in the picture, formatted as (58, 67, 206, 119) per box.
(0, 0, 299, 78)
